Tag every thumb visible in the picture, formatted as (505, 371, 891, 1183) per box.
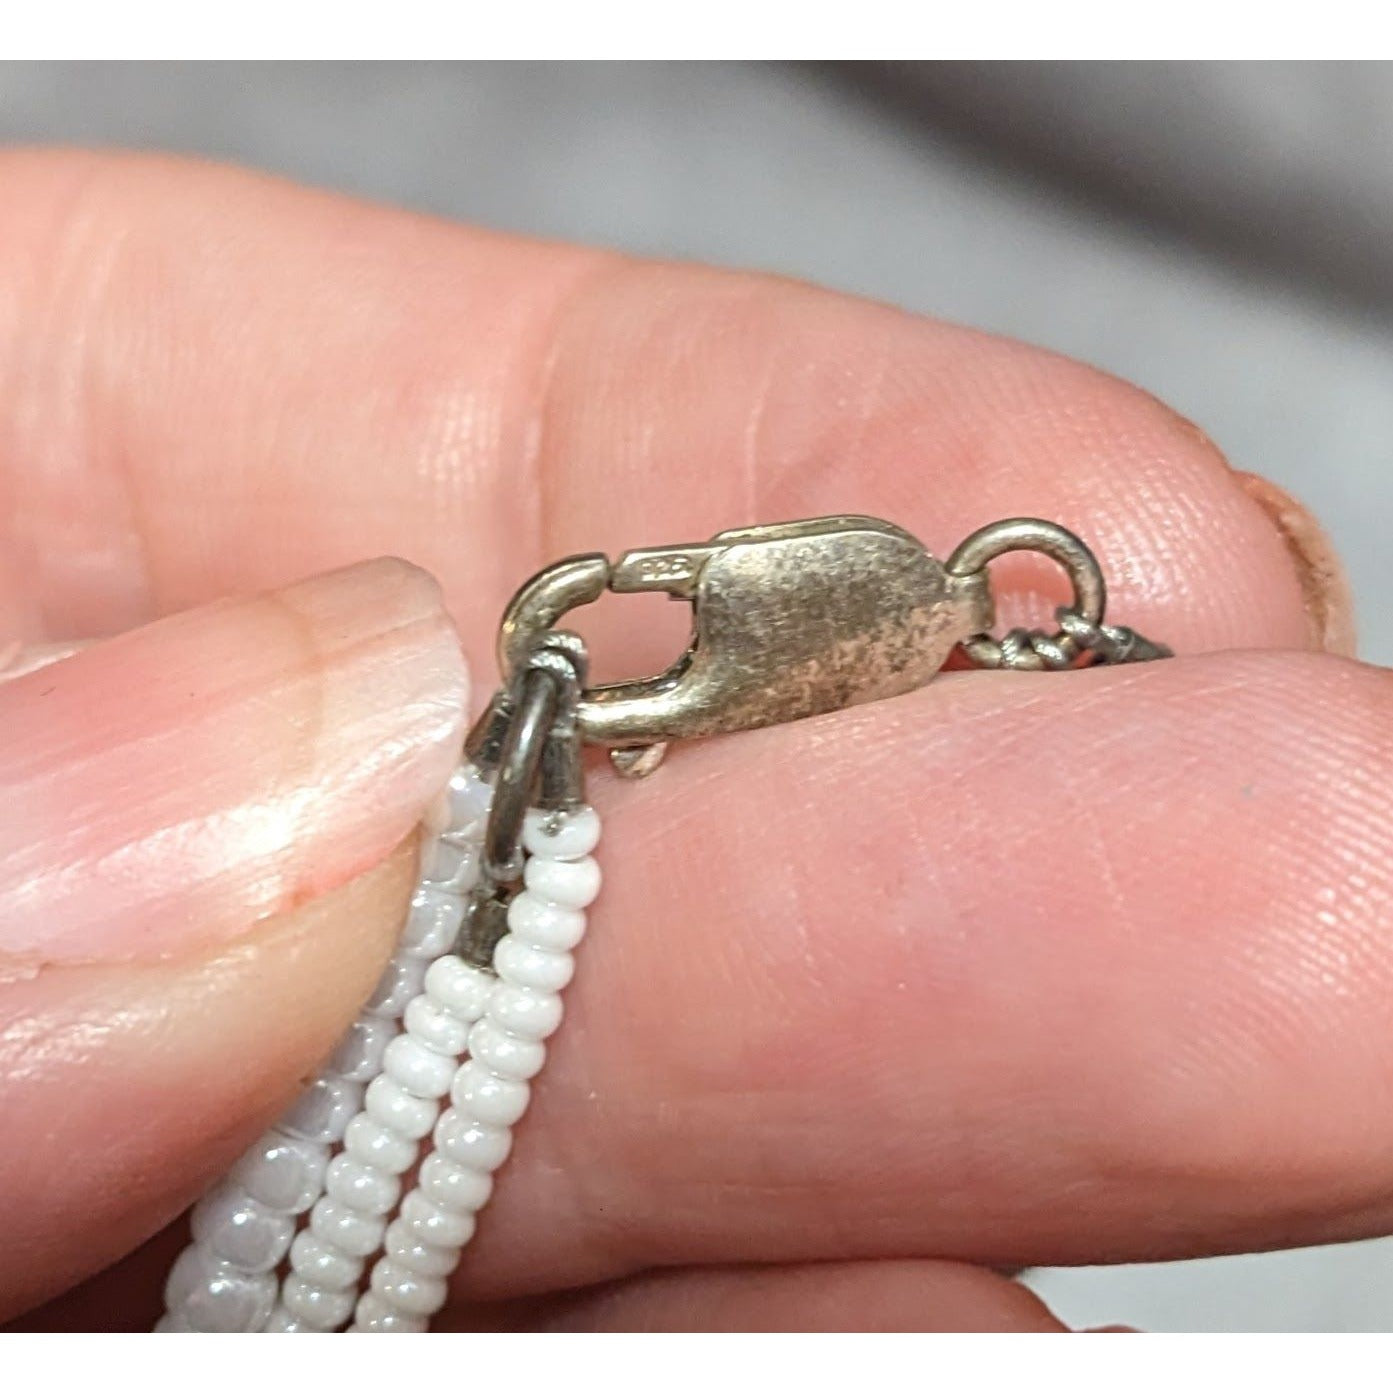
(0, 559, 468, 1320)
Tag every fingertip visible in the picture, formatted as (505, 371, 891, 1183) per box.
(1234, 471, 1357, 656)
(0, 842, 418, 1322)
(0, 558, 467, 971)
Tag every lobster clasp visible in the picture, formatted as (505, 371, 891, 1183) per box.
(497, 515, 992, 775)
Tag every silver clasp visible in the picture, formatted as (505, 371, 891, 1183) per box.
(497, 515, 993, 775)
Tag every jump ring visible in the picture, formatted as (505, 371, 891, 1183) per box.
(946, 518, 1107, 670)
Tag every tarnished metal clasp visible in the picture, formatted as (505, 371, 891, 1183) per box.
(498, 515, 993, 774)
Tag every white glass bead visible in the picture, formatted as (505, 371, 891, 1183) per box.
(424, 954, 493, 1022)
(450, 1058, 530, 1127)
(399, 1189, 479, 1249)
(421, 837, 480, 893)
(343, 1112, 417, 1174)
(289, 1229, 363, 1290)
(524, 853, 601, 908)
(383, 1033, 455, 1099)
(493, 935, 575, 994)
(488, 982, 563, 1041)
(327, 1016, 395, 1083)
(434, 1108, 512, 1172)
(469, 1017, 546, 1081)
(400, 886, 465, 960)
(384, 1217, 459, 1278)
(523, 805, 600, 861)
(353, 1292, 428, 1334)
(190, 1181, 294, 1272)
(447, 764, 493, 831)
(370, 1258, 448, 1318)
(404, 994, 472, 1056)
(364, 1075, 439, 1141)
(280, 1075, 362, 1145)
(230, 1130, 328, 1215)
(505, 892, 585, 952)
(158, 776, 600, 1336)
(325, 1154, 400, 1217)
(364, 955, 428, 1018)
(309, 1198, 388, 1258)
(164, 1246, 204, 1307)
(264, 1305, 306, 1333)
(281, 1273, 356, 1331)
(419, 1153, 494, 1214)
(164, 1246, 276, 1333)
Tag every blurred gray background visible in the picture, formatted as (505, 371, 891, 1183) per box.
(3, 60, 1389, 1331)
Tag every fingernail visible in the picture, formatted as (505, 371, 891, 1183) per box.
(1236, 472, 1357, 657)
(0, 559, 468, 972)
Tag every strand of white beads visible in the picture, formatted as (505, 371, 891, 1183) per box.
(262, 762, 495, 1333)
(349, 803, 601, 1333)
(157, 762, 492, 1334)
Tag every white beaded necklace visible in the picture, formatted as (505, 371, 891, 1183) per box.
(155, 514, 1171, 1333)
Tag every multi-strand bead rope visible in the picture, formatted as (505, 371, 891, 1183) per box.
(157, 759, 600, 1333)
(348, 804, 599, 1332)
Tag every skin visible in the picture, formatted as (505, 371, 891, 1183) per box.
(0, 148, 1383, 1333)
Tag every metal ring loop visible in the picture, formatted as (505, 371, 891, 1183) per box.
(483, 642, 586, 881)
(484, 666, 561, 884)
(946, 519, 1107, 670)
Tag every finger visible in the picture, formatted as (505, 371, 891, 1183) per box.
(3, 1218, 181, 1331)
(0, 641, 89, 679)
(0, 851, 416, 1323)
(457, 1261, 1067, 1333)
(0, 558, 463, 969)
(9, 1244, 1064, 1334)
(0, 152, 1366, 1319)
(0, 561, 466, 1318)
(0, 150, 1348, 676)
(434, 649, 1393, 1295)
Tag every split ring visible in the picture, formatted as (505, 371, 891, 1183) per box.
(946, 518, 1107, 670)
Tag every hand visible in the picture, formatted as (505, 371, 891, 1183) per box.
(0, 150, 1367, 1333)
